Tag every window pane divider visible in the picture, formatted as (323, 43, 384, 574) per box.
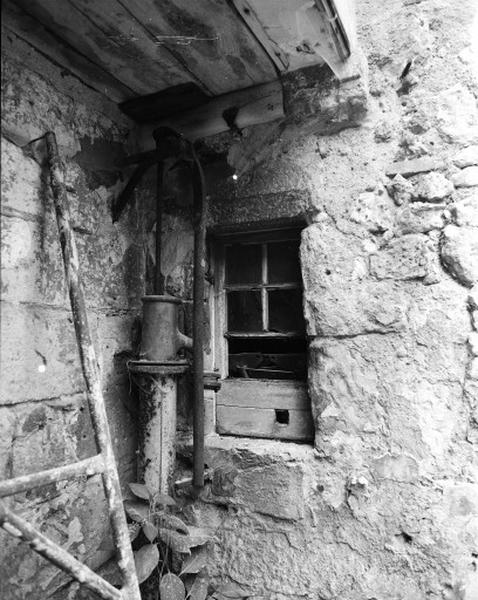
(224, 283, 300, 291)
(261, 243, 268, 332)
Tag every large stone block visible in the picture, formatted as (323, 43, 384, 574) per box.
(301, 222, 407, 336)
(0, 303, 85, 404)
(441, 225, 478, 287)
(207, 448, 306, 521)
(451, 190, 478, 227)
(395, 202, 445, 234)
(453, 145, 478, 168)
(415, 172, 454, 202)
(369, 234, 430, 280)
(452, 166, 478, 188)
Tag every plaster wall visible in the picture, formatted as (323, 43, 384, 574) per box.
(176, 1, 478, 598)
(0, 29, 150, 598)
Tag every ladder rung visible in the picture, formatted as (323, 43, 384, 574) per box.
(0, 501, 122, 600)
(0, 454, 105, 498)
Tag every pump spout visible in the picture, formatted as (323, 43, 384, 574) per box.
(177, 331, 193, 352)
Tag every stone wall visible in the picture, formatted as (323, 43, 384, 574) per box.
(0, 29, 149, 598)
(177, 1, 478, 598)
(1, 0, 478, 598)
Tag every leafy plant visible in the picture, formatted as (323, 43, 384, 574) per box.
(124, 482, 213, 600)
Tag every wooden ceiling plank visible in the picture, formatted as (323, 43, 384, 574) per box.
(71, 0, 193, 91)
(2, 1, 134, 103)
(227, 0, 289, 73)
(114, 0, 277, 96)
(12, 0, 183, 96)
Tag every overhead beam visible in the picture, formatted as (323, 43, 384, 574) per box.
(137, 80, 284, 144)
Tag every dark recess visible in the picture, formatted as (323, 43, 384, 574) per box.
(119, 82, 209, 123)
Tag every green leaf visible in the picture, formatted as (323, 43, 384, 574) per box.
(157, 514, 189, 535)
(187, 527, 213, 548)
(142, 521, 158, 542)
(129, 482, 151, 501)
(160, 573, 186, 600)
(124, 500, 149, 523)
(180, 548, 207, 575)
(187, 576, 208, 600)
(134, 544, 159, 584)
(154, 493, 176, 507)
(159, 528, 191, 554)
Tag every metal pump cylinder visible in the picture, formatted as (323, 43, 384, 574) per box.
(139, 295, 192, 362)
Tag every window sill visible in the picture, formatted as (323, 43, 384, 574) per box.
(177, 432, 315, 460)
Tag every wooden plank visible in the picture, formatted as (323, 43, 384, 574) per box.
(139, 80, 284, 142)
(1, 1, 134, 103)
(217, 379, 309, 410)
(245, 0, 358, 81)
(116, 0, 277, 95)
(13, 0, 189, 96)
(217, 405, 314, 441)
(228, 0, 289, 72)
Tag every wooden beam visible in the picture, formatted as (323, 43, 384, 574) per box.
(227, 0, 289, 72)
(138, 80, 284, 143)
(1, 1, 134, 103)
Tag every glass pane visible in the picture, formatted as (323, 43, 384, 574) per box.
(225, 243, 262, 285)
(227, 291, 262, 332)
(268, 289, 304, 333)
(268, 240, 301, 283)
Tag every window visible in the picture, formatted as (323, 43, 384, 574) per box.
(210, 227, 313, 442)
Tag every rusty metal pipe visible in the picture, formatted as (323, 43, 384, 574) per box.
(191, 145, 207, 489)
(154, 154, 164, 294)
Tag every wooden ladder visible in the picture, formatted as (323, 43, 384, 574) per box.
(0, 132, 141, 600)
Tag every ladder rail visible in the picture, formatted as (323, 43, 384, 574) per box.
(0, 502, 122, 600)
(0, 132, 142, 600)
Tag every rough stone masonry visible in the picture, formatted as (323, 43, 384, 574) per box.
(177, 1, 478, 599)
(1, 0, 478, 599)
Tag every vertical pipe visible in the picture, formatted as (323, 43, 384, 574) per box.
(45, 132, 141, 600)
(191, 147, 207, 489)
(154, 151, 164, 295)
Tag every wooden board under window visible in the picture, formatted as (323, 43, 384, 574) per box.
(217, 379, 314, 441)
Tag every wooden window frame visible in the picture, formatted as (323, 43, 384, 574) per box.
(208, 227, 314, 442)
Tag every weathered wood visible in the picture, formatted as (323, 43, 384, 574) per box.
(192, 148, 208, 489)
(2, 1, 133, 103)
(216, 405, 314, 440)
(45, 132, 141, 600)
(0, 502, 122, 600)
(13, 0, 187, 96)
(245, 0, 356, 80)
(139, 80, 284, 142)
(0, 455, 104, 498)
(217, 379, 309, 410)
(116, 0, 276, 95)
(228, 0, 289, 72)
